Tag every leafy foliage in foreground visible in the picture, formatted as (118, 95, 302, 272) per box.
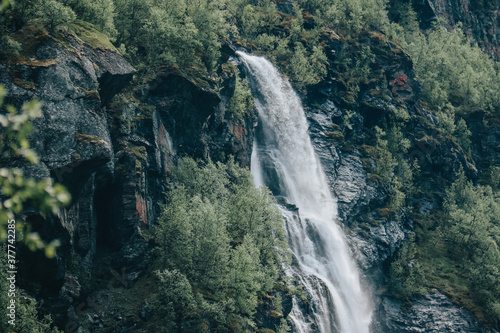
(0, 85, 70, 247)
(152, 157, 289, 332)
(0, 250, 61, 332)
(0, 85, 67, 332)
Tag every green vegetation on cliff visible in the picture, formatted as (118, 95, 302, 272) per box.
(152, 157, 290, 331)
(2, 0, 500, 330)
(388, 167, 500, 326)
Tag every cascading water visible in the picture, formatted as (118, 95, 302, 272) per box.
(238, 51, 373, 333)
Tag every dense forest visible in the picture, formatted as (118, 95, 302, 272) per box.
(1, 0, 500, 332)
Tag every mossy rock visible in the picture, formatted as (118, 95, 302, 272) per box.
(415, 133, 441, 148)
(359, 223, 371, 231)
(342, 91, 358, 106)
(259, 329, 276, 333)
(12, 77, 37, 90)
(358, 229, 369, 238)
(325, 131, 345, 143)
(329, 123, 342, 131)
(376, 207, 392, 219)
(75, 132, 104, 144)
(270, 310, 283, 319)
(84, 89, 100, 100)
(221, 62, 237, 76)
(67, 20, 117, 52)
(365, 217, 381, 227)
(361, 157, 374, 170)
(128, 145, 147, 161)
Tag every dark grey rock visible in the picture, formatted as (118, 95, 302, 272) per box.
(375, 290, 493, 333)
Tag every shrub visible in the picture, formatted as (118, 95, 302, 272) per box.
(226, 71, 254, 120)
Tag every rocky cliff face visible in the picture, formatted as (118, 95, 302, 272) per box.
(1, 25, 257, 329)
(299, 29, 496, 332)
(378, 290, 490, 332)
(3, 11, 500, 332)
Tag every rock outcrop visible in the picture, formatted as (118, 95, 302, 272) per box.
(376, 290, 491, 333)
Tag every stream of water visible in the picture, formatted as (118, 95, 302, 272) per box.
(238, 51, 372, 333)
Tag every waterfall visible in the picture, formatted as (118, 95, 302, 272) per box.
(238, 51, 373, 333)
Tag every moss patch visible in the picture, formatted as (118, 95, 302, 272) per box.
(325, 131, 345, 143)
(75, 132, 105, 144)
(67, 20, 117, 52)
(12, 77, 37, 90)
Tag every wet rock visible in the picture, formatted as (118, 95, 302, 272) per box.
(142, 70, 255, 166)
(111, 233, 150, 284)
(375, 290, 492, 333)
(332, 154, 371, 222)
(59, 273, 82, 302)
(0, 28, 135, 258)
(349, 218, 407, 271)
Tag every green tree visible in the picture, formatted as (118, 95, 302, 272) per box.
(226, 72, 254, 121)
(389, 235, 427, 300)
(289, 42, 327, 86)
(63, 0, 117, 37)
(227, 235, 262, 316)
(300, 0, 389, 35)
(14, 0, 76, 31)
(152, 269, 194, 332)
(227, 184, 288, 290)
(114, 0, 152, 46)
(155, 157, 289, 329)
(455, 118, 472, 155)
(141, 5, 200, 69)
(188, 196, 230, 291)
(404, 22, 500, 113)
(185, 0, 225, 72)
(442, 168, 500, 323)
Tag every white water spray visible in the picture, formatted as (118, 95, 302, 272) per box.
(238, 52, 372, 333)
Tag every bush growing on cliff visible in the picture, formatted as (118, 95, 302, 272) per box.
(389, 235, 427, 300)
(63, 0, 117, 37)
(398, 21, 500, 114)
(13, 0, 76, 31)
(154, 157, 289, 331)
(373, 120, 413, 217)
(227, 71, 254, 121)
(408, 168, 500, 327)
(443, 170, 500, 310)
(298, 0, 389, 34)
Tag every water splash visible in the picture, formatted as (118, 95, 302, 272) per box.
(238, 51, 372, 333)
